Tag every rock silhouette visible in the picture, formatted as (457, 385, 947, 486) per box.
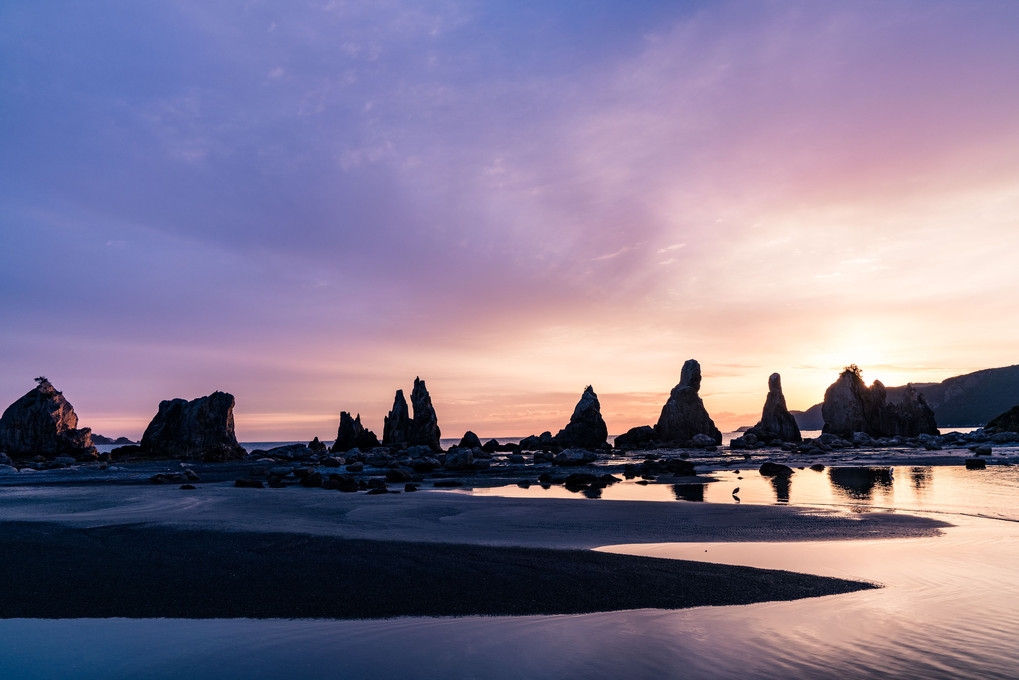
(822, 366, 938, 438)
(893, 385, 940, 437)
(748, 373, 802, 443)
(382, 390, 410, 446)
(0, 378, 96, 460)
(409, 377, 441, 451)
(458, 431, 482, 449)
(554, 386, 608, 449)
(613, 425, 656, 450)
(654, 360, 722, 445)
(139, 391, 245, 461)
(331, 411, 379, 452)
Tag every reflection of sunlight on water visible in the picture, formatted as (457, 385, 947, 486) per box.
(597, 511, 1019, 680)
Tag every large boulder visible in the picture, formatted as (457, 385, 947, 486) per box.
(443, 447, 474, 470)
(554, 385, 608, 449)
(382, 390, 410, 446)
(409, 377, 441, 451)
(654, 360, 722, 445)
(613, 425, 656, 450)
(746, 373, 802, 443)
(822, 367, 938, 438)
(331, 411, 379, 452)
(0, 378, 97, 460)
(139, 391, 246, 460)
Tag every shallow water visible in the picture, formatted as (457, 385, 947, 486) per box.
(452, 463, 1019, 518)
(1, 465, 1016, 679)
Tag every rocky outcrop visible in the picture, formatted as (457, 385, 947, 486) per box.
(744, 373, 801, 443)
(139, 391, 246, 461)
(0, 378, 97, 460)
(519, 431, 554, 450)
(458, 431, 482, 449)
(382, 390, 410, 446)
(893, 385, 939, 437)
(654, 360, 722, 445)
(409, 377, 441, 450)
(821, 367, 938, 438)
(554, 386, 608, 449)
(613, 425, 656, 450)
(331, 412, 380, 452)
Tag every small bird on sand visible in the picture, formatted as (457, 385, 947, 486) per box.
(732, 487, 740, 495)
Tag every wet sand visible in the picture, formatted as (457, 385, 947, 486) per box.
(0, 483, 949, 618)
(0, 521, 877, 619)
(0, 484, 949, 548)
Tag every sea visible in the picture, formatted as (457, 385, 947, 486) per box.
(3, 430, 1016, 679)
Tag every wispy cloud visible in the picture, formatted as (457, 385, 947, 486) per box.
(4, 0, 1019, 436)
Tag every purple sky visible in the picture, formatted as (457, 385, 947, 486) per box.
(3, 1, 1019, 439)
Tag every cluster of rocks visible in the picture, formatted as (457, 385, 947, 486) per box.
(622, 455, 697, 480)
(7, 365, 1019, 486)
(654, 360, 722, 445)
(330, 412, 379, 452)
(821, 366, 938, 438)
(518, 385, 610, 451)
(381, 378, 441, 451)
(614, 360, 724, 450)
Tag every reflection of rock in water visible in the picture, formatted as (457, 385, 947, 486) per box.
(828, 467, 893, 500)
(910, 466, 932, 492)
(769, 475, 791, 503)
(672, 484, 705, 502)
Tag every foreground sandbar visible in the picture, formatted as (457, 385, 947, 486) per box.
(0, 521, 878, 619)
(0, 484, 950, 618)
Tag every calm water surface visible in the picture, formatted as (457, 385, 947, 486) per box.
(1, 464, 1015, 679)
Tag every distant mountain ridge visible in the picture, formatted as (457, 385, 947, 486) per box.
(792, 364, 1019, 429)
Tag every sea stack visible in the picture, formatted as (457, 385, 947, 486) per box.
(655, 359, 722, 445)
(750, 373, 802, 442)
(382, 390, 410, 446)
(331, 411, 379, 452)
(821, 366, 938, 438)
(139, 391, 246, 461)
(554, 385, 608, 449)
(409, 377, 441, 451)
(0, 377, 97, 460)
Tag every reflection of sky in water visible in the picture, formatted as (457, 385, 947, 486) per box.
(3, 468, 1017, 680)
(460, 465, 1019, 521)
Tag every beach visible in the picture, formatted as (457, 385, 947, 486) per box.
(2, 445, 1018, 679)
(0, 458, 951, 619)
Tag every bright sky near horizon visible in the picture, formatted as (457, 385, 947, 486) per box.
(3, 1, 1019, 440)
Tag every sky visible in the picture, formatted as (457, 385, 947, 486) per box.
(3, 0, 1019, 440)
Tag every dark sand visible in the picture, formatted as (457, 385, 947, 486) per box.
(0, 521, 876, 619)
(0, 482, 951, 619)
